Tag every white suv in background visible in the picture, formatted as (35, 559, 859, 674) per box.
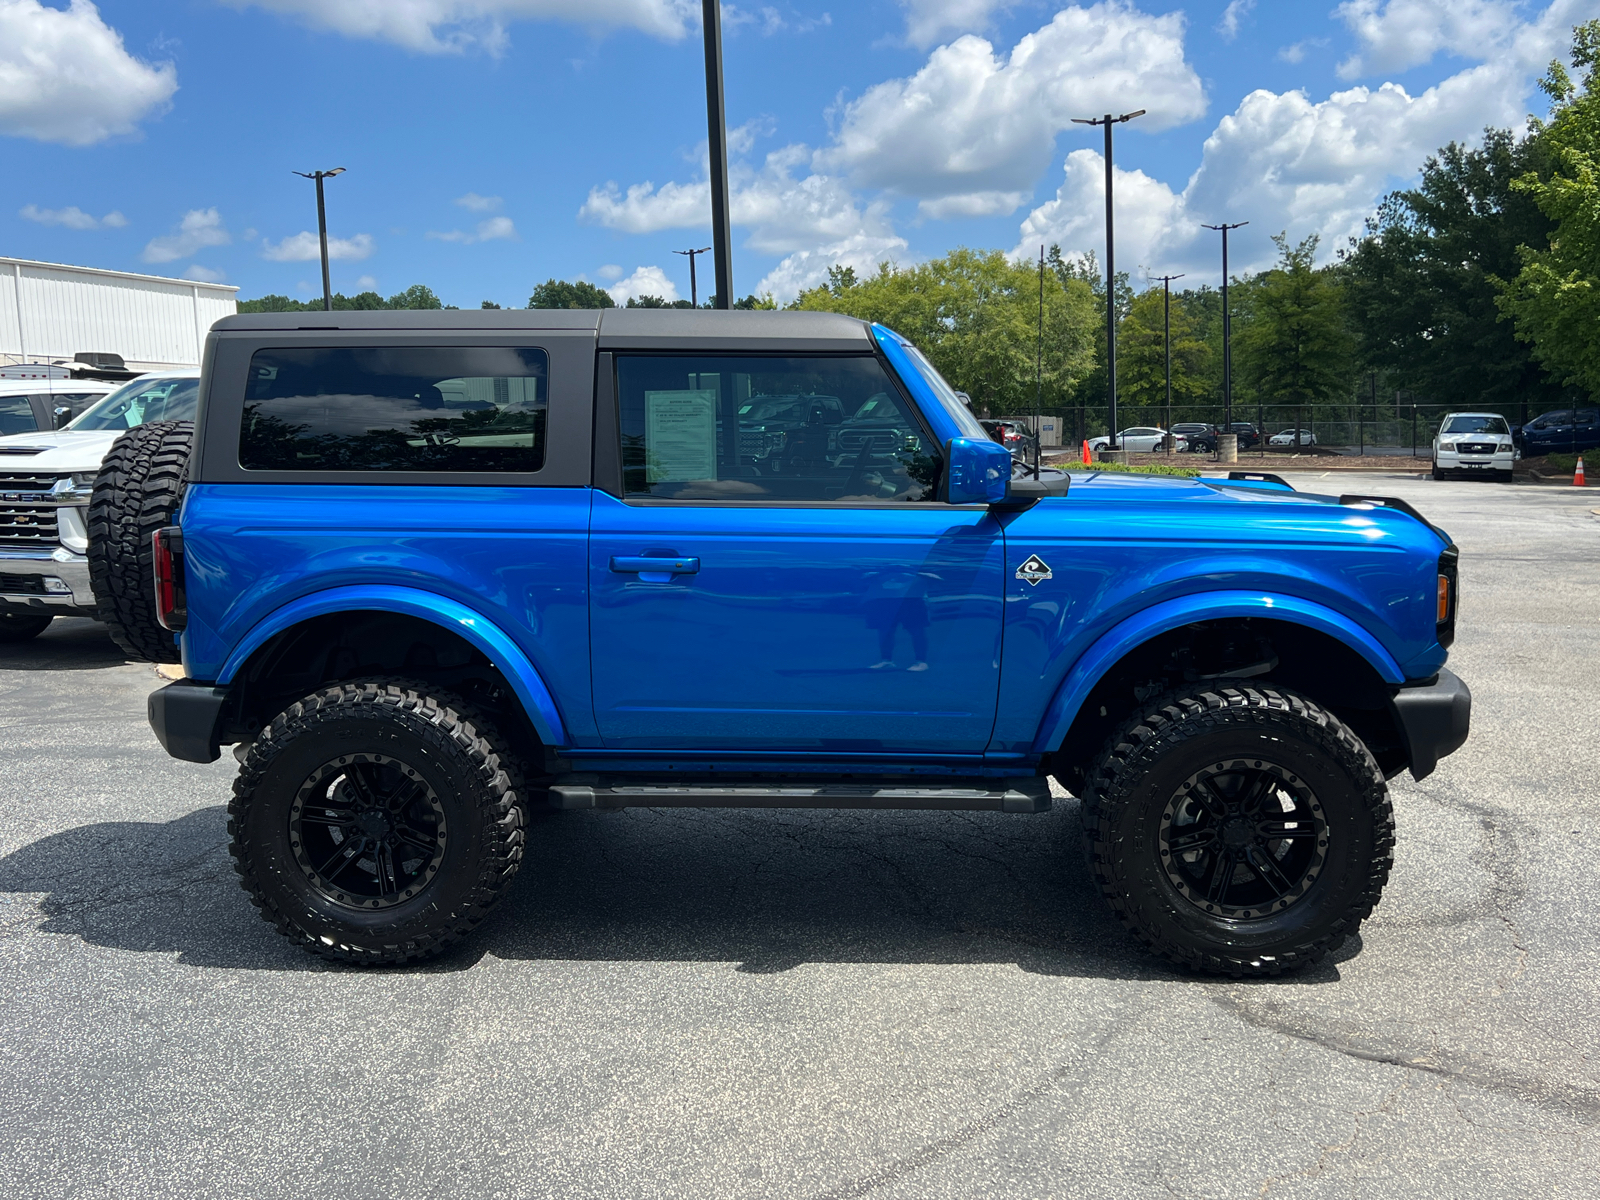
(1433, 412, 1515, 482)
(0, 370, 199, 642)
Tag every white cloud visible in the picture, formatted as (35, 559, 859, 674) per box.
(455, 192, 502, 212)
(355, 274, 378, 289)
(606, 265, 681, 304)
(816, 4, 1206, 209)
(181, 264, 226, 282)
(597, 263, 625, 281)
(223, 0, 697, 53)
(1278, 39, 1327, 64)
(755, 232, 910, 301)
(724, 5, 831, 36)
(916, 190, 1028, 219)
(1334, 0, 1519, 79)
(1218, 0, 1254, 42)
(261, 230, 376, 261)
(19, 204, 126, 230)
(142, 208, 231, 263)
(0, 0, 177, 145)
(426, 215, 518, 243)
(898, 0, 1011, 49)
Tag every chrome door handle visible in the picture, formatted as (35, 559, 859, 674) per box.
(609, 556, 700, 575)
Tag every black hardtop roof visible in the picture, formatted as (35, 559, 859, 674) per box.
(212, 308, 873, 351)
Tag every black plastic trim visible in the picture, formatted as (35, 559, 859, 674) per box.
(1228, 471, 1292, 488)
(148, 680, 228, 763)
(1389, 668, 1470, 781)
(592, 351, 621, 498)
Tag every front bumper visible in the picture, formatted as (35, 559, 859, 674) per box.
(1436, 449, 1513, 472)
(1390, 668, 1471, 781)
(0, 546, 97, 615)
(148, 680, 230, 764)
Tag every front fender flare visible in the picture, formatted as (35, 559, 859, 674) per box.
(1030, 590, 1404, 754)
(216, 584, 568, 748)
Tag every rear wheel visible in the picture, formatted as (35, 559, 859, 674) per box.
(228, 679, 528, 965)
(0, 613, 52, 642)
(1081, 684, 1393, 977)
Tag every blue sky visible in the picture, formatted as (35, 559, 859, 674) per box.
(1, 0, 1589, 307)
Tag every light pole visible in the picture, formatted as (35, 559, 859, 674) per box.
(1071, 109, 1145, 451)
(674, 246, 712, 307)
(701, 0, 734, 309)
(1154, 273, 1184, 449)
(1201, 221, 1248, 433)
(292, 168, 346, 312)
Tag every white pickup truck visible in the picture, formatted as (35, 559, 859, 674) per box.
(0, 370, 198, 642)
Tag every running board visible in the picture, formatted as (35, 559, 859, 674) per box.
(546, 777, 1052, 814)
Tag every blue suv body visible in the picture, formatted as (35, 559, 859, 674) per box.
(141, 309, 1469, 975)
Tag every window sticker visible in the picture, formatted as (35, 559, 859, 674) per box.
(644, 390, 717, 483)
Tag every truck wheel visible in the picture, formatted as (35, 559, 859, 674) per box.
(1081, 684, 1393, 977)
(0, 613, 53, 642)
(86, 420, 193, 663)
(228, 679, 528, 965)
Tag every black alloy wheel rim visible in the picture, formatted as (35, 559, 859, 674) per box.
(288, 754, 448, 911)
(1158, 759, 1328, 920)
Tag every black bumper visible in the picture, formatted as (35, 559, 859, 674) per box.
(148, 681, 229, 764)
(1390, 668, 1471, 781)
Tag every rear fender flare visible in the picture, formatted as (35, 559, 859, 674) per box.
(216, 584, 567, 747)
(1030, 590, 1404, 754)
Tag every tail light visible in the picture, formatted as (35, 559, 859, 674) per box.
(153, 526, 186, 632)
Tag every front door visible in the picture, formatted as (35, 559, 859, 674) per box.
(589, 351, 1005, 753)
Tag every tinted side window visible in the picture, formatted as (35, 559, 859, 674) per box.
(240, 347, 547, 473)
(0, 396, 36, 435)
(616, 355, 939, 502)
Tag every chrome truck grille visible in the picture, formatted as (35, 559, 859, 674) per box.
(0, 473, 67, 547)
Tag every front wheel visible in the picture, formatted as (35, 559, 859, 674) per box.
(1081, 684, 1393, 977)
(228, 679, 528, 965)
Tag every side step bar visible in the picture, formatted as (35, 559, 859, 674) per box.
(547, 777, 1052, 814)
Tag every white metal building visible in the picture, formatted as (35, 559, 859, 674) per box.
(1, 256, 238, 373)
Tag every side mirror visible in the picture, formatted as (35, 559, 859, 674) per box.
(946, 437, 1012, 505)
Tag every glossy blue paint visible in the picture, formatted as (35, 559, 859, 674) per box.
(946, 437, 1013, 504)
(872, 325, 969, 445)
(214, 583, 568, 747)
(588, 490, 1005, 751)
(177, 483, 595, 744)
(988, 471, 1451, 754)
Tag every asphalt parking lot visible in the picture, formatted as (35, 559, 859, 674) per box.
(2, 474, 1596, 1199)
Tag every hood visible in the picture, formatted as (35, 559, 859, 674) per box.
(0, 429, 123, 473)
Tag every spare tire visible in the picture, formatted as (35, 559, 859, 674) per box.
(87, 420, 193, 664)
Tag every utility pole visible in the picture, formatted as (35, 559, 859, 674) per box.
(701, 0, 734, 309)
(1071, 109, 1145, 450)
(1154, 273, 1184, 450)
(293, 167, 346, 311)
(1201, 221, 1248, 432)
(1034, 245, 1045, 478)
(674, 246, 712, 307)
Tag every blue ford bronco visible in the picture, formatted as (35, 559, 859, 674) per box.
(92, 310, 1469, 975)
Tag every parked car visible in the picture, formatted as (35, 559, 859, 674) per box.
(1087, 426, 1183, 453)
(1518, 407, 1599, 457)
(1432, 412, 1515, 481)
(981, 418, 1038, 460)
(112, 309, 1467, 978)
(0, 370, 199, 643)
(1174, 422, 1260, 453)
(0, 379, 120, 437)
(1268, 428, 1318, 447)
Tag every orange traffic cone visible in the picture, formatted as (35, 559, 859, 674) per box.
(1082, 439, 1091, 466)
(1576, 456, 1587, 486)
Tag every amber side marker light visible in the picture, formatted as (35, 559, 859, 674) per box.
(1437, 574, 1451, 623)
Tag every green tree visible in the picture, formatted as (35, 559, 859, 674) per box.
(792, 247, 1096, 414)
(387, 284, 445, 310)
(1236, 234, 1353, 408)
(481, 300, 501, 309)
(1050, 247, 1134, 422)
(237, 287, 444, 313)
(528, 279, 615, 309)
(625, 294, 693, 308)
(1496, 21, 1600, 395)
(1117, 285, 1213, 419)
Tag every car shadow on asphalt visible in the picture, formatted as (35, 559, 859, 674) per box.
(0, 803, 1356, 985)
(0, 617, 131, 672)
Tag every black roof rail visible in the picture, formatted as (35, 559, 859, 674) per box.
(1227, 471, 1292, 488)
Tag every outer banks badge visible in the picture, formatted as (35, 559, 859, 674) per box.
(1015, 554, 1053, 586)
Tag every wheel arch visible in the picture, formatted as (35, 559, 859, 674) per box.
(217, 584, 566, 748)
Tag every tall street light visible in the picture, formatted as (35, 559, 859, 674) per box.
(1071, 109, 1144, 451)
(1154, 273, 1184, 446)
(292, 167, 346, 312)
(674, 246, 712, 307)
(1201, 221, 1248, 432)
(701, 0, 734, 309)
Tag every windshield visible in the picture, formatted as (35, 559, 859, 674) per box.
(69, 376, 198, 431)
(1443, 415, 1509, 435)
(901, 344, 988, 440)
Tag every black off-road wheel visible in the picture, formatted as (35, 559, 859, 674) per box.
(0, 613, 53, 642)
(86, 420, 193, 663)
(1081, 684, 1393, 977)
(228, 679, 528, 966)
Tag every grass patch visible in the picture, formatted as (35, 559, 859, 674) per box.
(1537, 451, 1591, 475)
(1072, 459, 1201, 479)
